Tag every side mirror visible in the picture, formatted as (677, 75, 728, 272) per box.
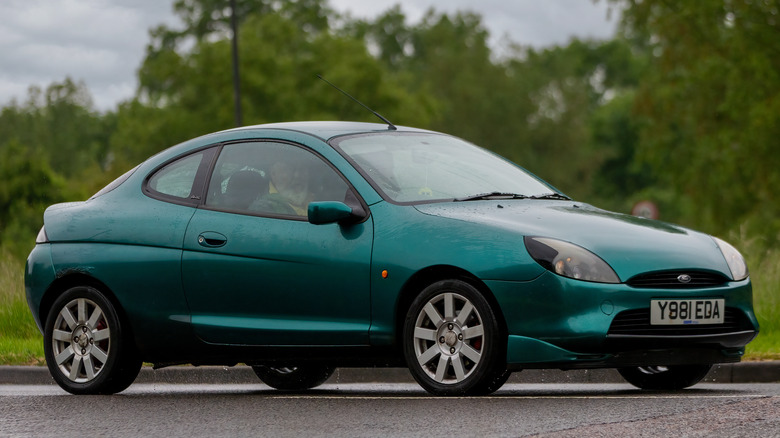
(307, 201, 356, 225)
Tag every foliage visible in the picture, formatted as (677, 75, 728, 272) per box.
(0, 139, 68, 258)
(116, 0, 430, 167)
(0, 78, 114, 257)
(160, 0, 332, 43)
(609, 0, 780, 239)
(351, 8, 642, 200)
(505, 38, 644, 199)
(0, 78, 114, 177)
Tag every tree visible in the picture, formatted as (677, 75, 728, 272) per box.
(0, 140, 68, 258)
(113, 0, 431, 167)
(609, 0, 780, 236)
(0, 79, 112, 177)
(352, 7, 646, 201)
(352, 9, 533, 170)
(588, 91, 651, 205)
(498, 38, 644, 199)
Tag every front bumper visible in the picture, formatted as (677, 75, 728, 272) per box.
(503, 335, 748, 371)
(487, 271, 759, 368)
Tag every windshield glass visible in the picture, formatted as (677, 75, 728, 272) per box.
(334, 132, 554, 203)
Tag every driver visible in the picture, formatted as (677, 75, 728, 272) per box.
(264, 161, 313, 216)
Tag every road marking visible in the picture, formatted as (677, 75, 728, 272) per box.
(267, 394, 769, 401)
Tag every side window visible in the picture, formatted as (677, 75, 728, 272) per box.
(147, 151, 206, 199)
(206, 142, 350, 218)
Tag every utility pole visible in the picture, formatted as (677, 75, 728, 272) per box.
(230, 0, 242, 127)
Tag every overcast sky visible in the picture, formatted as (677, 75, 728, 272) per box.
(0, 0, 617, 111)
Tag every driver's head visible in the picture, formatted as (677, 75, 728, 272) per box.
(270, 162, 309, 207)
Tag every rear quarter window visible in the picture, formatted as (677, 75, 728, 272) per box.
(143, 148, 217, 206)
(148, 153, 204, 198)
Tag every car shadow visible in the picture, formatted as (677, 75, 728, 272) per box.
(117, 381, 754, 398)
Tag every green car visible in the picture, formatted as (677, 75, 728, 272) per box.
(25, 121, 758, 395)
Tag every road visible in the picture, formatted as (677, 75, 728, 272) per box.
(1, 383, 779, 437)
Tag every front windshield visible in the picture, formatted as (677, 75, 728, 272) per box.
(334, 132, 554, 203)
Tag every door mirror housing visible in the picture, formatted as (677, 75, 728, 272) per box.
(308, 201, 359, 225)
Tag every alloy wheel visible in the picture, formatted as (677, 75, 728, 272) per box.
(411, 292, 485, 384)
(50, 298, 111, 383)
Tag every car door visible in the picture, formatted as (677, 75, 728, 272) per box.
(181, 140, 373, 346)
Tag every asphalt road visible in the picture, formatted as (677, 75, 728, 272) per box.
(1, 382, 779, 437)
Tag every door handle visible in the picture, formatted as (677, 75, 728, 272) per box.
(197, 231, 227, 248)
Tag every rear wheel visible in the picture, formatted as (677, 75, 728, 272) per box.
(403, 280, 507, 396)
(44, 286, 141, 395)
(251, 365, 335, 390)
(618, 364, 712, 390)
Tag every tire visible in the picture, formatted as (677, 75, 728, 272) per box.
(43, 286, 141, 395)
(618, 364, 712, 390)
(403, 279, 507, 396)
(252, 365, 335, 390)
(480, 369, 513, 395)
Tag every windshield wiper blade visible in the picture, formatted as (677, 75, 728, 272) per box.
(529, 192, 571, 200)
(455, 192, 529, 201)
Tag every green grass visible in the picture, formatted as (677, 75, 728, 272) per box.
(0, 338, 44, 365)
(742, 239, 780, 360)
(0, 251, 44, 365)
(0, 240, 778, 365)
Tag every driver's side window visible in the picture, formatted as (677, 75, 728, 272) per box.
(205, 142, 350, 218)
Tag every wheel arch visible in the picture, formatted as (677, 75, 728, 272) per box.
(394, 265, 508, 349)
(40, 273, 136, 348)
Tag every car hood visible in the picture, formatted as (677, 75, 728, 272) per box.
(414, 200, 732, 281)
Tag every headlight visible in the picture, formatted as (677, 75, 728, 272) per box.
(524, 236, 619, 283)
(712, 236, 748, 281)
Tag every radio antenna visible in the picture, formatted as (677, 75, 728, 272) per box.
(317, 74, 397, 130)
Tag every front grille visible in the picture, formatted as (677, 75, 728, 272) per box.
(607, 307, 750, 337)
(626, 271, 729, 289)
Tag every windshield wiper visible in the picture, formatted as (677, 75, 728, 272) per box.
(455, 192, 529, 202)
(529, 192, 571, 200)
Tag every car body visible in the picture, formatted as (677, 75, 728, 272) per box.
(25, 121, 759, 395)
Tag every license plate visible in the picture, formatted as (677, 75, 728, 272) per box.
(650, 299, 724, 325)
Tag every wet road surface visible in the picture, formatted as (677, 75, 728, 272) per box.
(1, 383, 779, 437)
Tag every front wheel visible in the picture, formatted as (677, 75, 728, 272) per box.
(251, 365, 335, 390)
(618, 364, 712, 390)
(403, 280, 507, 396)
(43, 286, 141, 395)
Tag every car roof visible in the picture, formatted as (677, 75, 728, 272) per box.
(142, 121, 439, 169)
(213, 121, 432, 141)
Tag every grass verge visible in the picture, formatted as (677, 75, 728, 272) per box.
(0, 250, 44, 365)
(743, 239, 780, 360)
